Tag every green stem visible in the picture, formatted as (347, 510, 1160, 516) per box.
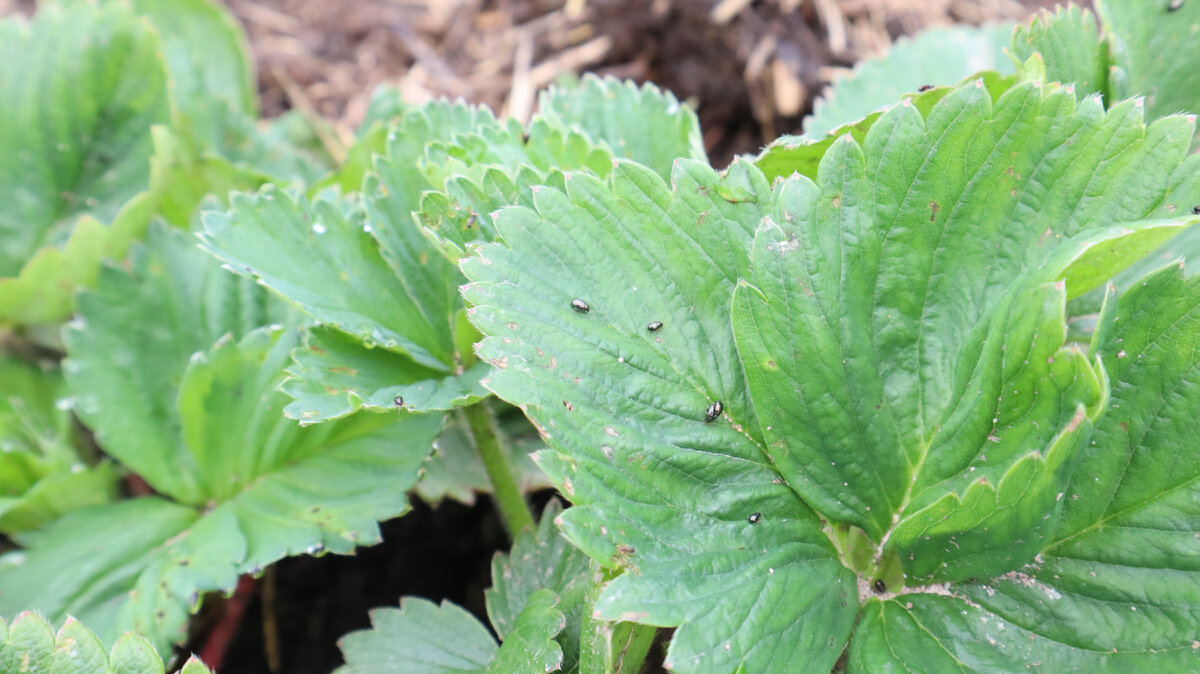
(579, 565, 657, 674)
(461, 402, 534, 536)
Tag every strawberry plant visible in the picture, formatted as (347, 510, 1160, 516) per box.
(2, 1, 1200, 672)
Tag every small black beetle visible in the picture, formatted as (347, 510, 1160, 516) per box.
(571, 299, 590, 313)
(394, 396, 405, 407)
(917, 84, 934, 92)
(1191, 204, 1200, 215)
(873, 579, 887, 594)
(647, 321, 663, 332)
(748, 512, 762, 524)
(1168, 0, 1184, 12)
(704, 401, 723, 422)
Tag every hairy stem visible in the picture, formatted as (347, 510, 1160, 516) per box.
(461, 402, 534, 536)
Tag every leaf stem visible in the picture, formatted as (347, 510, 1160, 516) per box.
(461, 402, 534, 536)
(579, 565, 657, 674)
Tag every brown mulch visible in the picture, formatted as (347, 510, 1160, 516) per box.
(230, 0, 1066, 166)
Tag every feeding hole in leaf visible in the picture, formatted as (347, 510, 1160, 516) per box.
(748, 512, 762, 524)
(704, 401, 724, 422)
(571, 298, 590, 313)
(563, 400, 575, 411)
(647, 320, 663, 332)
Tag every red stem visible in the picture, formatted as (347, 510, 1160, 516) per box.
(199, 575, 257, 669)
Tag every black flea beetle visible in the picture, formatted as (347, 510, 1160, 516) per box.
(394, 396, 405, 407)
(1169, 0, 1184, 12)
(917, 84, 934, 92)
(1191, 205, 1200, 215)
(704, 401, 723, 422)
(647, 321, 663, 332)
(748, 512, 762, 524)
(571, 299, 590, 313)
(873, 579, 887, 594)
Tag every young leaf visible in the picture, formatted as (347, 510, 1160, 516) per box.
(487, 500, 590, 671)
(416, 117, 615, 261)
(1099, 0, 1200, 128)
(0, 3, 170, 322)
(462, 159, 859, 673)
(536, 74, 707, 180)
(804, 24, 1015, 137)
(0, 612, 213, 674)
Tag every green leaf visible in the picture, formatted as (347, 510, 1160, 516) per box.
(336, 598, 499, 673)
(487, 589, 565, 674)
(282, 326, 490, 423)
(416, 117, 615, 261)
(336, 591, 565, 674)
(203, 102, 505, 423)
(416, 405, 550, 506)
(1099, 0, 1200, 129)
(0, 224, 441, 654)
(64, 223, 291, 502)
(736, 80, 1198, 583)
(462, 158, 858, 673)
(1013, 6, 1106, 100)
(200, 187, 457, 372)
(104, 0, 257, 148)
(804, 24, 1015, 137)
(0, 355, 116, 535)
(935, 264, 1200, 667)
(848, 593, 1199, 672)
(0, 3, 170, 323)
(487, 501, 590, 671)
(536, 74, 706, 180)
(0, 612, 214, 674)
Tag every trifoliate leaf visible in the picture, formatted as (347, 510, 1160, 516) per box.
(336, 598, 499, 673)
(0, 612, 214, 674)
(487, 501, 590, 671)
(0, 3, 170, 323)
(462, 158, 859, 674)
(804, 24, 1015, 137)
(0, 224, 441, 654)
(536, 74, 706, 180)
(1099, 0, 1200, 130)
(1013, 6, 1106, 100)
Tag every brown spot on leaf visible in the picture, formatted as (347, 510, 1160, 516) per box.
(929, 200, 940, 222)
